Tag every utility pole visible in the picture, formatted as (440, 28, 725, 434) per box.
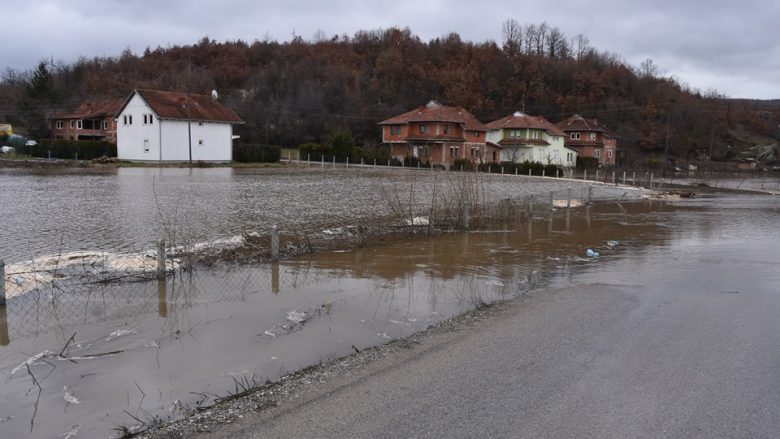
(187, 59, 193, 166)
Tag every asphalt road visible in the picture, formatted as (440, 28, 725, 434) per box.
(203, 265, 780, 439)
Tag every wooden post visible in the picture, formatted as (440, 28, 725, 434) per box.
(567, 187, 572, 209)
(333, 156, 336, 168)
(515, 168, 518, 175)
(271, 225, 280, 261)
(542, 169, 545, 177)
(307, 153, 310, 167)
(650, 173, 654, 187)
(584, 169, 588, 180)
(157, 240, 166, 280)
(346, 157, 350, 169)
(596, 170, 600, 181)
(0, 259, 5, 306)
(612, 171, 616, 185)
(528, 169, 531, 176)
(623, 171, 626, 184)
(501, 166, 504, 175)
(321, 155, 324, 167)
(374, 158, 377, 167)
(271, 262, 280, 294)
(632, 171, 636, 186)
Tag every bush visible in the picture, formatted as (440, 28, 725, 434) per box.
(23, 139, 117, 160)
(452, 158, 476, 171)
(576, 157, 599, 170)
(233, 144, 281, 163)
(403, 156, 430, 168)
(298, 143, 329, 160)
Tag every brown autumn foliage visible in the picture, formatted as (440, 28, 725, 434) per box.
(2, 25, 777, 165)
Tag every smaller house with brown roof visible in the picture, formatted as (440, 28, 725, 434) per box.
(115, 89, 243, 162)
(379, 101, 498, 166)
(50, 98, 124, 143)
(485, 112, 576, 168)
(556, 114, 617, 166)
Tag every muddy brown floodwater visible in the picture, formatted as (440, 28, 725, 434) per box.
(1, 189, 779, 438)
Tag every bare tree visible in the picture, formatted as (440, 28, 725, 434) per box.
(572, 33, 590, 60)
(547, 27, 566, 58)
(523, 24, 537, 54)
(501, 19, 523, 56)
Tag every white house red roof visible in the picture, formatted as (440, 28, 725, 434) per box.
(116, 89, 243, 124)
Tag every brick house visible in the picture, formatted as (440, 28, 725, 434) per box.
(50, 98, 124, 143)
(379, 101, 497, 166)
(485, 112, 576, 167)
(556, 114, 618, 166)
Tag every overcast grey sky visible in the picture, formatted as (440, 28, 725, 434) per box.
(5, 0, 779, 99)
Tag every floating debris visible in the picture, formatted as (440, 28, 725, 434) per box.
(605, 240, 619, 248)
(586, 249, 600, 257)
(405, 216, 430, 226)
(63, 386, 81, 405)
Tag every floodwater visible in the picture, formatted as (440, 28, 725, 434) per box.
(0, 167, 643, 263)
(1, 189, 778, 438)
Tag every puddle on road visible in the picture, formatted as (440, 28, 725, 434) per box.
(0, 200, 717, 437)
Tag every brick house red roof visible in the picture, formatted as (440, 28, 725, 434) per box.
(556, 114, 617, 137)
(55, 98, 125, 119)
(485, 112, 565, 137)
(379, 101, 487, 132)
(117, 89, 243, 124)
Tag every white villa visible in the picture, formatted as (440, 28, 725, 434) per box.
(115, 89, 243, 162)
(486, 111, 577, 168)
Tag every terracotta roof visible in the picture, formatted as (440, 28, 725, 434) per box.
(485, 112, 566, 137)
(498, 138, 550, 146)
(556, 114, 617, 137)
(117, 89, 243, 124)
(379, 100, 487, 131)
(55, 98, 124, 119)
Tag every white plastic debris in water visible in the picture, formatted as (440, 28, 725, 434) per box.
(486, 280, 505, 287)
(10, 351, 53, 375)
(106, 328, 136, 341)
(60, 424, 81, 439)
(586, 248, 599, 257)
(63, 386, 80, 405)
(606, 240, 619, 248)
(406, 216, 430, 226)
(322, 227, 346, 235)
(286, 310, 309, 324)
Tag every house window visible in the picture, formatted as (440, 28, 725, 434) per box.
(70, 120, 75, 129)
(143, 114, 154, 125)
(390, 125, 401, 135)
(102, 120, 108, 130)
(530, 130, 541, 140)
(589, 132, 597, 140)
(449, 145, 459, 158)
(509, 129, 521, 139)
(123, 115, 133, 125)
(419, 125, 428, 134)
(571, 132, 581, 140)
(471, 147, 479, 158)
(198, 139, 204, 146)
(595, 149, 601, 157)
(143, 139, 150, 153)
(472, 131, 480, 137)
(56, 121, 64, 129)
(77, 120, 83, 130)
(608, 150, 613, 158)
(443, 124, 449, 134)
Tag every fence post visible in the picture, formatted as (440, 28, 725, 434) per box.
(333, 156, 336, 168)
(462, 205, 470, 231)
(612, 171, 616, 185)
(584, 169, 588, 180)
(528, 169, 531, 176)
(374, 158, 377, 167)
(542, 169, 545, 177)
(0, 260, 5, 306)
(650, 173, 654, 188)
(346, 157, 350, 169)
(567, 187, 572, 209)
(622, 171, 626, 185)
(321, 155, 324, 168)
(157, 240, 166, 280)
(588, 185, 593, 205)
(632, 171, 636, 186)
(549, 190, 555, 211)
(307, 154, 310, 167)
(388, 159, 390, 167)
(596, 170, 599, 181)
(501, 166, 504, 175)
(556, 169, 560, 178)
(271, 225, 280, 261)
(515, 168, 518, 175)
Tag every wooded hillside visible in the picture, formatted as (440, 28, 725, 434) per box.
(3, 23, 778, 165)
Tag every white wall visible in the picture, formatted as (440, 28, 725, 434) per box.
(116, 94, 161, 161)
(117, 93, 233, 162)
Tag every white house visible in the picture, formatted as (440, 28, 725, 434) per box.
(115, 89, 243, 162)
(485, 111, 576, 168)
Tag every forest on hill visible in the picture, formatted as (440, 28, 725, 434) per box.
(3, 21, 778, 166)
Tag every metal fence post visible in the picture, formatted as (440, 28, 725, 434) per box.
(632, 171, 636, 186)
(333, 156, 336, 168)
(271, 225, 280, 261)
(157, 240, 166, 280)
(346, 157, 350, 169)
(528, 169, 531, 176)
(542, 169, 545, 177)
(623, 171, 626, 185)
(0, 259, 5, 306)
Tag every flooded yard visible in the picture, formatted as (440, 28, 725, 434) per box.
(1, 168, 779, 438)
